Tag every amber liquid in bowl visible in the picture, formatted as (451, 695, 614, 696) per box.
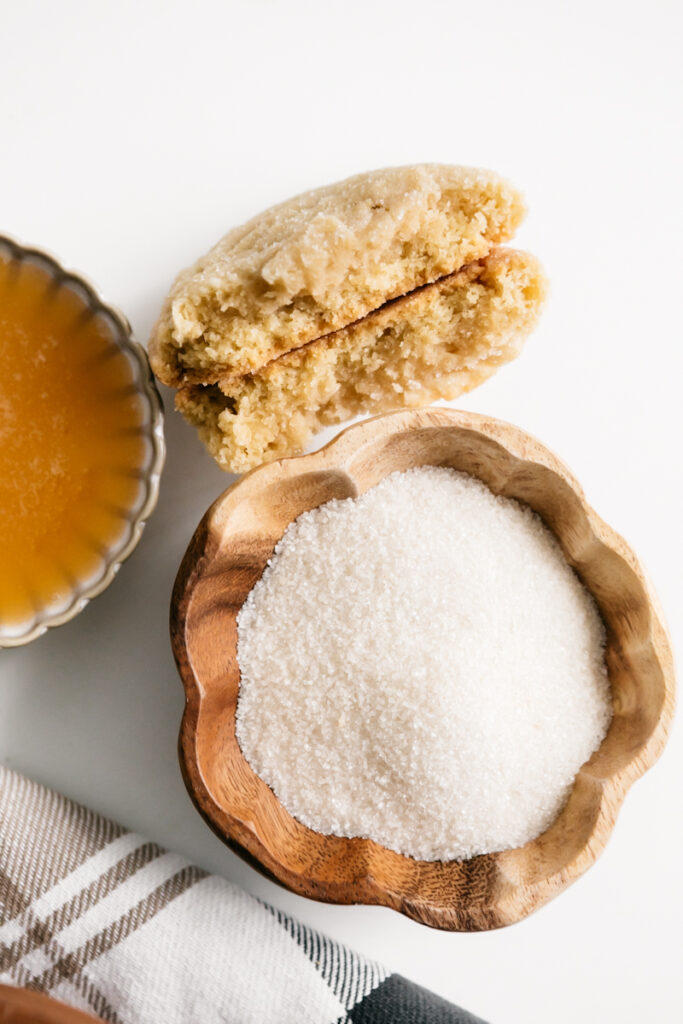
(0, 254, 146, 632)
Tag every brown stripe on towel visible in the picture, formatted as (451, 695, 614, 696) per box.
(28, 865, 207, 994)
(0, 868, 32, 933)
(0, 842, 164, 975)
(60, 967, 126, 1024)
(0, 769, 125, 916)
(1, 910, 125, 1024)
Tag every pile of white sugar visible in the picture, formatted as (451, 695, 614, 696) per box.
(236, 467, 611, 861)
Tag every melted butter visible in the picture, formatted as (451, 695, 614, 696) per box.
(0, 254, 146, 627)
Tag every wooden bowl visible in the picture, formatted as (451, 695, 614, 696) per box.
(171, 407, 675, 931)
(0, 985, 97, 1023)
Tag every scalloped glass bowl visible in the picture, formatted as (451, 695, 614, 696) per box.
(0, 235, 165, 647)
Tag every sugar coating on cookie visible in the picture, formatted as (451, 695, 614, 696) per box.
(149, 164, 526, 384)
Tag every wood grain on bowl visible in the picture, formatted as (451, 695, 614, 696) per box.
(171, 407, 675, 931)
(0, 985, 97, 1023)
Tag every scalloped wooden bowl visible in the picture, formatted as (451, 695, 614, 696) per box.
(171, 407, 674, 931)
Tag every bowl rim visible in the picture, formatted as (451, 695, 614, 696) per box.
(172, 407, 675, 930)
(0, 233, 165, 648)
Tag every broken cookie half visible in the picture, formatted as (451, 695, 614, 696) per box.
(176, 249, 545, 473)
(149, 164, 546, 473)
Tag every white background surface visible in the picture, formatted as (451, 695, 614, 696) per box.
(1, 1, 681, 1021)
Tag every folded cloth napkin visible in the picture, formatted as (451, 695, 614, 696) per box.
(0, 767, 485, 1024)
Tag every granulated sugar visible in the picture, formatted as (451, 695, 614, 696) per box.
(235, 467, 611, 861)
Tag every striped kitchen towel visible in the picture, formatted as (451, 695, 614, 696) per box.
(0, 767, 485, 1024)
